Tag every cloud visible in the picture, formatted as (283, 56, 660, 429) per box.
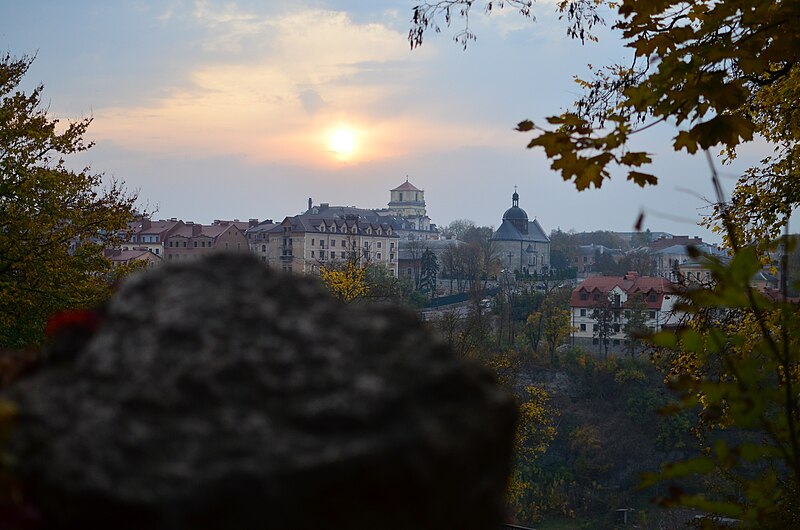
(89, 4, 505, 168)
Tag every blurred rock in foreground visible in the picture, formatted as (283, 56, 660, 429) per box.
(8, 253, 516, 530)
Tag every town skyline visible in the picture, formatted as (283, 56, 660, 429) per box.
(2, 1, 771, 242)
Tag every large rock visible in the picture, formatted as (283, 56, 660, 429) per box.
(9, 253, 517, 530)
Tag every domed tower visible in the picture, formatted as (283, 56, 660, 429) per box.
(503, 191, 529, 234)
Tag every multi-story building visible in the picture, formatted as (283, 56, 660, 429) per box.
(264, 214, 400, 275)
(246, 219, 277, 263)
(570, 271, 678, 354)
(646, 236, 727, 280)
(124, 217, 183, 257)
(163, 220, 250, 261)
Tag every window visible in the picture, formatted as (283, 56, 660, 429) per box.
(194, 241, 197, 247)
(593, 293, 600, 301)
(341, 252, 345, 259)
(377, 242, 382, 249)
(580, 309, 586, 317)
(342, 239, 346, 247)
(331, 239, 336, 247)
(580, 292, 588, 300)
(183, 241, 187, 247)
(648, 293, 657, 302)
(262, 245, 266, 252)
(311, 239, 315, 246)
(390, 242, 395, 250)
(320, 251, 325, 259)
(311, 251, 315, 258)
(377, 253, 382, 260)
(580, 323, 586, 331)
(407, 268, 412, 276)
(390, 253, 394, 260)
(320, 241, 325, 248)
(649, 311, 656, 319)
(613, 324, 620, 333)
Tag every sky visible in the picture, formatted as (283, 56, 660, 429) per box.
(1, 1, 769, 242)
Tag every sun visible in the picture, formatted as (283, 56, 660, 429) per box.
(328, 127, 357, 158)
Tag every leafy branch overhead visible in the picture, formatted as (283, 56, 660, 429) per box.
(411, 1, 799, 242)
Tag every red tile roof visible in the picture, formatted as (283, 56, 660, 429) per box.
(570, 273, 675, 309)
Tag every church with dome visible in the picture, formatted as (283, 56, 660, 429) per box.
(491, 190, 551, 275)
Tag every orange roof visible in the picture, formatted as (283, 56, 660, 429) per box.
(570, 273, 675, 309)
(391, 179, 421, 192)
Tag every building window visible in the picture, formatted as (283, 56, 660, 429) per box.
(390, 242, 395, 250)
(580, 323, 586, 331)
(390, 253, 394, 260)
(377, 253, 382, 260)
(580, 292, 588, 300)
(342, 239, 347, 247)
(311, 251, 315, 258)
(580, 309, 586, 317)
(320, 241, 325, 249)
(341, 252, 345, 259)
(331, 239, 336, 247)
(183, 241, 187, 247)
(377, 242, 382, 249)
(262, 245, 266, 252)
(311, 239, 315, 246)
(407, 268, 412, 276)
(613, 324, 620, 333)
(194, 241, 198, 247)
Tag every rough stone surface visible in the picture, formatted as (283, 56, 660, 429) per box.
(9, 253, 517, 530)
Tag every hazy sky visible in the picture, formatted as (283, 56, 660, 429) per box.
(2, 1, 767, 241)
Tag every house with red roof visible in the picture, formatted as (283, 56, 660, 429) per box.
(570, 271, 679, 354)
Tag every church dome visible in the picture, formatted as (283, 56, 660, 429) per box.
(502, 190, 529, 234)
(503, 206, 528, 221)
(503, 191, 528, 221)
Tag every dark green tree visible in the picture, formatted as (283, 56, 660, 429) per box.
(418, 249, 439, 298)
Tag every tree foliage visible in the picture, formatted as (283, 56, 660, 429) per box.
(411, 1, 800, 523)
(0, 55, 139, 348)
(646, 245, 800, 527)
(319, 260, 369, 303)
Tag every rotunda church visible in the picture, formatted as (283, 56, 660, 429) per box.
(490, 190, 551, 275)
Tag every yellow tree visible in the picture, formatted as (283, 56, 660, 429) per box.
(318, 261, 369, 303)
(0, 55, 138, 348)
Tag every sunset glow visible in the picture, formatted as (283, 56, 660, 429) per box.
(328, 127, 357, 159)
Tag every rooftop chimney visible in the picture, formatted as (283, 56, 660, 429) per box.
(308, 198, 312, 211)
